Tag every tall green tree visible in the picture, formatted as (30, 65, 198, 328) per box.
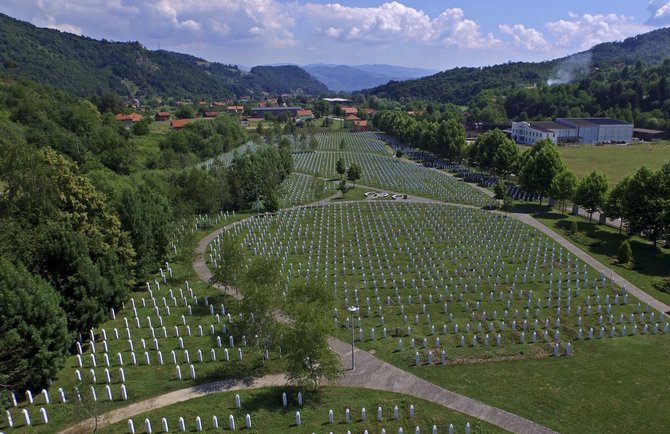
(549, 170, 578, 214)
(620, 165, 669, 246)
(0, 258, 70, 393)
(238, 256, 283, 363)
(436, 119, 466, 162)
(518, 139, 565, 205)
(336, 157, 346, 180)
(604, 177, 629, 234)
(469, 129, 510, 173)
(0, 146, 134, 332)
(284, 281, 341, 391)
(211, 233, 247, 293)
(493, 138, 521, 179)
(118, 179, 173, 279)
(574, 170, 609, 223)
(347, 163, 362, 188)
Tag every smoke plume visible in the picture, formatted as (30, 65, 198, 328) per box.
(547, 52, 592, 86)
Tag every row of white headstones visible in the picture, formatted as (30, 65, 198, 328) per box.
(219, 203, 666, 343)
(124, 392, 472, 434)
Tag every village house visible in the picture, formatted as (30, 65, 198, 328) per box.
(154, 111, 171, 122)
(170, 119, 193, 129)
(114, 113, 144, 128)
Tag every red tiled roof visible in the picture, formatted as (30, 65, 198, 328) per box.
(345, 114, 361, 121)
(227, 106, 244, 111)
(204, 111, 220, 118)
(156, 111, 170, 117)
(341, 107, 358, 115)
(170, 119, 193, 129)
(296, 109, 313, 117)
(115, 113, 144, 122)
(353, 120, 368, 127)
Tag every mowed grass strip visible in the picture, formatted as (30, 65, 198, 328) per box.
(99, 387, 507, 434)
(556, 142, 670, 186)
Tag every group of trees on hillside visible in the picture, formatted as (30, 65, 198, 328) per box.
(373, 110, 466, 162)
(501, 60, 670, 130)
(0, 77, 296, 397)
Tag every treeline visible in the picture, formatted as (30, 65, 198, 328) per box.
(502, 59, 670, 130)
(373, 110, 466, 162)
(378, 111, 670, 246)
(0, 13, 330, 101)
(0, 78, 290, 396)
(159, 116, 247, 167)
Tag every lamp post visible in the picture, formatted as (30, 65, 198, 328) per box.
(347, 306, 359, 370)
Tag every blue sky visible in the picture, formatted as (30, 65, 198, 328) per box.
(1, 1, 668, 70)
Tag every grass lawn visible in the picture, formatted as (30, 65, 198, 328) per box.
(531, 209, 670, 307)
(409, 335, 670, 434)
(557, 142, 670, 186)
(99, 387, 506, 434)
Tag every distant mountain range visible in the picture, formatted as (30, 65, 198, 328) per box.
(366, 26, 670, 104)
(301, 64, 438, 92)
(0, 13, 328, 99)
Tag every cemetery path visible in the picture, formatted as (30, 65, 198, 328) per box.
(57, 374, 287, 434)
(511, 212, 670, 316)
(329, 337, 557, 434)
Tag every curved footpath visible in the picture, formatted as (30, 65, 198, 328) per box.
(61, 185, 669, 434)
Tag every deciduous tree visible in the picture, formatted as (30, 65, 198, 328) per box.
(549, 170, 577, 214)
(574, 170, 609, 223)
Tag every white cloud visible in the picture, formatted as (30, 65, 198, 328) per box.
(499, 24, 551, 51)
(647, 0, 670, 25)
(301, 2, 500, 48)
(546, 12, 650, 50)
(5, 0, 297, 48)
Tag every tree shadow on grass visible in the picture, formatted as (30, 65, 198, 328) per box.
(515, 202, 551, 214)
(237, 386, 327, 414)
(192, 357, 268, 388)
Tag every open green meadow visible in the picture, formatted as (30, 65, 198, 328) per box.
(557, 142, 670, 185)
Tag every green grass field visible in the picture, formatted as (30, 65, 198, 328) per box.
(557, 142, 670, 186)
(100, 387, 504, 434)
(412, 335, 670, 434)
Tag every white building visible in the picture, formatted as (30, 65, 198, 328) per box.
(511, 118, 633, 145)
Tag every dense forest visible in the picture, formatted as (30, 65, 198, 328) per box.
(366, 26, 670, 108)
(0, 78, 292, 396)
(0, 13, 330, 101)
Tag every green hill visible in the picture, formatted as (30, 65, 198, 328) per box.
(0, 13, 328, 99)
(366, 26, 670, 104)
